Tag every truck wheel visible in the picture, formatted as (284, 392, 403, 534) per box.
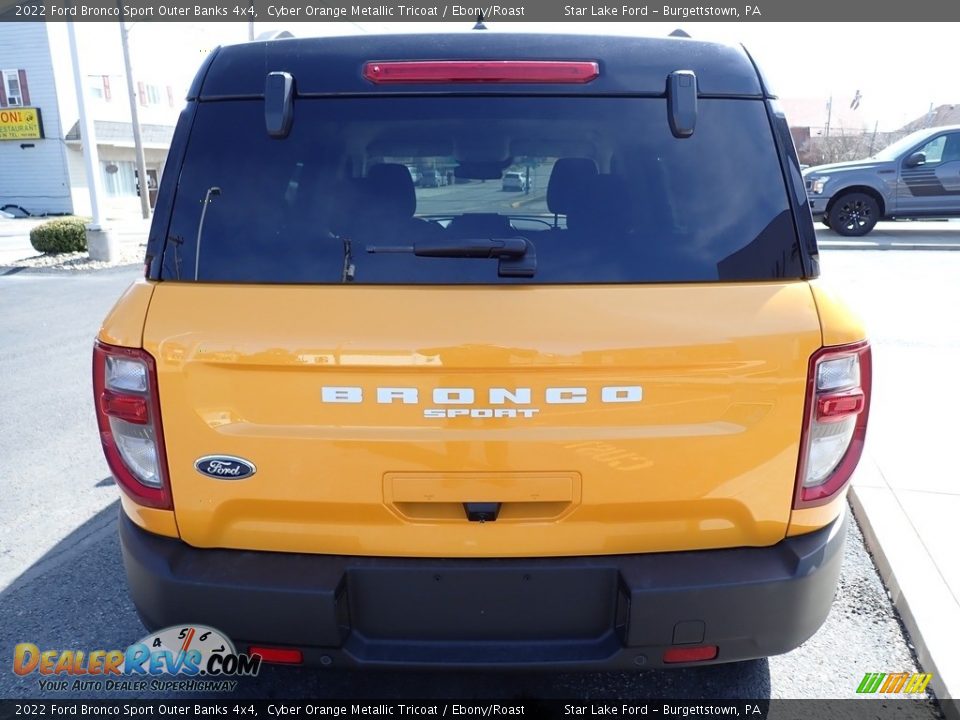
(828, 192, 879, 237)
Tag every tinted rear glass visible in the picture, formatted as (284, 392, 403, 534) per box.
(160, 97, 802, 284)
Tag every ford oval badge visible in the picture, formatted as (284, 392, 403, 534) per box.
(195, 455, 256, 480)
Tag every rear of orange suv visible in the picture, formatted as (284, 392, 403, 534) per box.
(94, 33, 870, 670)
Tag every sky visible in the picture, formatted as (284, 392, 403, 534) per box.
(74, 21, 958, 132)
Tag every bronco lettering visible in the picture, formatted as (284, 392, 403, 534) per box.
(320, 386, 643, 405)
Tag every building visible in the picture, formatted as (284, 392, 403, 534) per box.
(0, 22, 194, 218)
(897, 104, 960, 134)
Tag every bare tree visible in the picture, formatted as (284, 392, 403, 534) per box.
(807, 125, 910, 165)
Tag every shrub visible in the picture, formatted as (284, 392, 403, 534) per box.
(30, 218, 88, 254)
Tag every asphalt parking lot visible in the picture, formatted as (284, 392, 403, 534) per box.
(0, 240, 952, 703)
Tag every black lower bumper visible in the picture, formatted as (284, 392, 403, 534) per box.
(119, 509, 847, 670)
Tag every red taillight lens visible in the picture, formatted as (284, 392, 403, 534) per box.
(99, 389, 149, 424)
(794, 341, 872, 508)
(249, 646, 303, 665)
(362, 60, 600, 85)
(93, 341, 172, 510)
(663, 645, 719, 664)
(816, 391, 865, 422)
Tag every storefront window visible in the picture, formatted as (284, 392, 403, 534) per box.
(101, 161, 137, 197)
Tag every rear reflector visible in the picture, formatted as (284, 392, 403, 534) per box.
(663, 645, 719, 664)
(249, 646, 303, 665)
(100, 389, 149, 424)
(816, 391, 865, 422)
(363, 60, 600, 85)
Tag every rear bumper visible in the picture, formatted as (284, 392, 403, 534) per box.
(120, 509, 847, 670)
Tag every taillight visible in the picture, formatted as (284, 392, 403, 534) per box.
(93, 341, 172, 509)
(794, 341, 872, 508)
(362, 60, 600, 85)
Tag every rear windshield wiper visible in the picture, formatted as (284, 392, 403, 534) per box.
(366, 237, 536, 277)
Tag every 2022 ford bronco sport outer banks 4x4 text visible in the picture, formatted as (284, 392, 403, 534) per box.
(94, 33, 871, 670)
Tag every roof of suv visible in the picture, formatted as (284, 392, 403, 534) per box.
(191, 33, 766, 100)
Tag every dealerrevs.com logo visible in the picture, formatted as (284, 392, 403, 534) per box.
(13, 625, 261, 692)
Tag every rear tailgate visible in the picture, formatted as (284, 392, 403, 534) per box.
(145, 281, 821, 557)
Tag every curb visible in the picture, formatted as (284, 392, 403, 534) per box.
(819, 241, 960, 251)
(509, 193, 546, 209)
(848, 465, 959, 719)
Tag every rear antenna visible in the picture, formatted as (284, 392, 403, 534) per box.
(473, 11, 487, 29)
(194, 187, 221, 281)
(669, 28, 691, 38)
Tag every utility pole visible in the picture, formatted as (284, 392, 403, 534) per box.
(67, 21, 116, 261)
(824, 96, 833, 138)
(118, 15, 151, 220)
(868, 120, 879, 156)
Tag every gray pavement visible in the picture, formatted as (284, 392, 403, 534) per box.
(0, 253, 934, 702)
(0, 217, 45, 264)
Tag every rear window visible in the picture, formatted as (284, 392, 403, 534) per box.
(160, 96, 803, 284)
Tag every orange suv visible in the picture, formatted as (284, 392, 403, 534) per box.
(94, 32, 870, 670)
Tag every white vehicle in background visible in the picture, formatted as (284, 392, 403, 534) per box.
(502, 171, 529, 191)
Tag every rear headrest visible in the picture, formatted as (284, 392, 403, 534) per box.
(366, 163, 417, 219)
(567, 175, 633, 234)
(547, 158, 598, 215)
